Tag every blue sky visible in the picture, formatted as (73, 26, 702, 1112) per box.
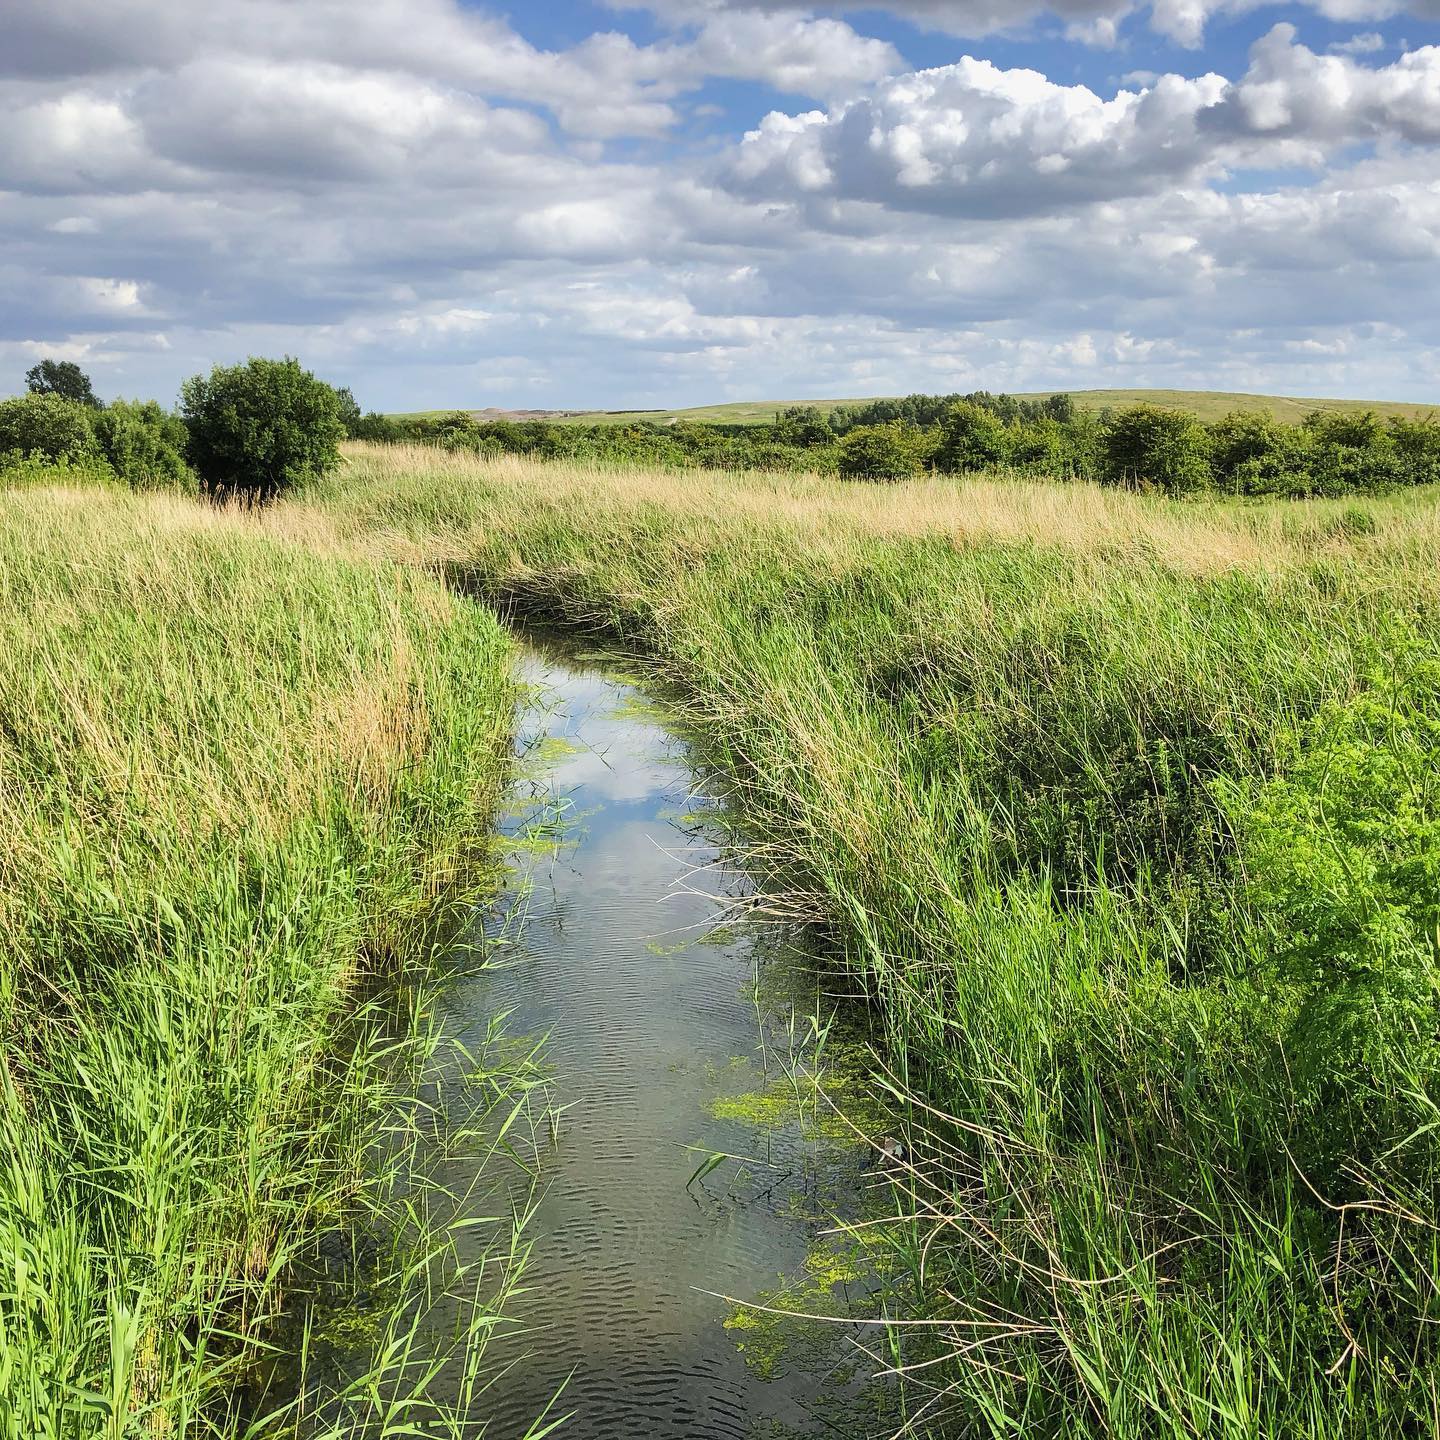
(2, 0, 1438, 410)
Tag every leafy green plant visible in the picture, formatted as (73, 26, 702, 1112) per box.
(1389, 415, 1440, 487)
(1102, 403, 1212, 493)
(936, 400, 1012, 473)
(93, 399, 193, 491)
(774, 405, 833, 448)
(1227, 638, 1440, 1111)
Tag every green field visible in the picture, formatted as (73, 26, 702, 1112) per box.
(5, 436, 1440, 1437)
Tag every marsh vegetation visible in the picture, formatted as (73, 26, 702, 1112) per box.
(2, 368, 1438, 1437)
(314, 445, 1440, 1437)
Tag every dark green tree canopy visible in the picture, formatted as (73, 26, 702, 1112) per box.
(181, 357, 346, 502)
(25, 359, 100, 408)
(0, 392, 100, 463)
(332, 386, 364, 438)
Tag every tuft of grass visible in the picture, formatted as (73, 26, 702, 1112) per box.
(0, 483, 524, 1435)
(311, 444, 1440, 1438)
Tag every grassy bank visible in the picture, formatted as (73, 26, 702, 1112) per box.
(0, 485, 520, 1435)
(315, 446, 1440, 1437)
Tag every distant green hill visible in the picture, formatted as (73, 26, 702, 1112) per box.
(557, 389, 1438, 427)
(390, 389, 1437, 428)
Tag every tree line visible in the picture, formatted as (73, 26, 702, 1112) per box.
(367, 392, 1440, 497)
(6, 360, 1438, 500)
(1, 356, 357, 500)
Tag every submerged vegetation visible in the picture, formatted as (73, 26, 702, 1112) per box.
(308, 445, 1440, 1437)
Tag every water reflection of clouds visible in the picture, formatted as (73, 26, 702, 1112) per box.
(545, 738, 680, 807)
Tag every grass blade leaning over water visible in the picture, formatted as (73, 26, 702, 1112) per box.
(0, 484, 528, 1437)
(310, 445, 1440, 1439)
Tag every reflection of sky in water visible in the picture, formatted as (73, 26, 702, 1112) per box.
(438, 646, 863, 1440)
(542, 740, 676, 808)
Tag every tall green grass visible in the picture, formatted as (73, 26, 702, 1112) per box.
(0, 485, 525, 1436)
(314, 447, 1440, 1438)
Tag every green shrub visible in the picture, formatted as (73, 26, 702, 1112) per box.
(838, 422, 925, 482)
(93, 400, 193, 491)
(1389, 415, 1440, 487)
(1008, 415, 1077, 477)
(1207, 411, 1295, 495)
(0, 453, 119, 492)
(1299, 410, 1404, 496)
(936, 401, 1012, 473)
(25, 359, 100, 408)
(353, 411, 404, 443)
(1226, 636, 1440, 1160)
(181, 357, 345, 503)
(773, 405, 833, 448)
(0, 393, 100, 465)
(1102, 404, 1213, 493)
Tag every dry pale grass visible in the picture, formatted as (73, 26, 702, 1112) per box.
(0, 484, 458, 875)
(337, 443, 1440, 588)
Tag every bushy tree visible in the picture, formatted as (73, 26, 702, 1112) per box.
(0, 392, 100, 463)
(773, 405, 833, 448)
(1101, 404, 1212, 493)
(937, 401, 1013, 473)
(93, 400, 193, 491)
(25, 359, 100, 408)
(1389, 415, 1440, 487)
(181, 357, 345, 502)
(1207, 411, 1298, 495)
(838, 422, 925, 482)
(1009, 415, 1076, 477)
(332, 386, 364, 438)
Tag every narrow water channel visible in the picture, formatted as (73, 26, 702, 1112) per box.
(433, 637, 874, 1437)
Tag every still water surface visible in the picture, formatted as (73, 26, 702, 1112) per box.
(439, 640, 870, 1437)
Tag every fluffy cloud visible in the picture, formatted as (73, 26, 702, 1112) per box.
(0, 0, 898, 133)
(1207, 23, 1440, 144)
(626, 0, 1440, 47)
(726, 27, 1440, 217)
(0, 0, 1438, 408)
